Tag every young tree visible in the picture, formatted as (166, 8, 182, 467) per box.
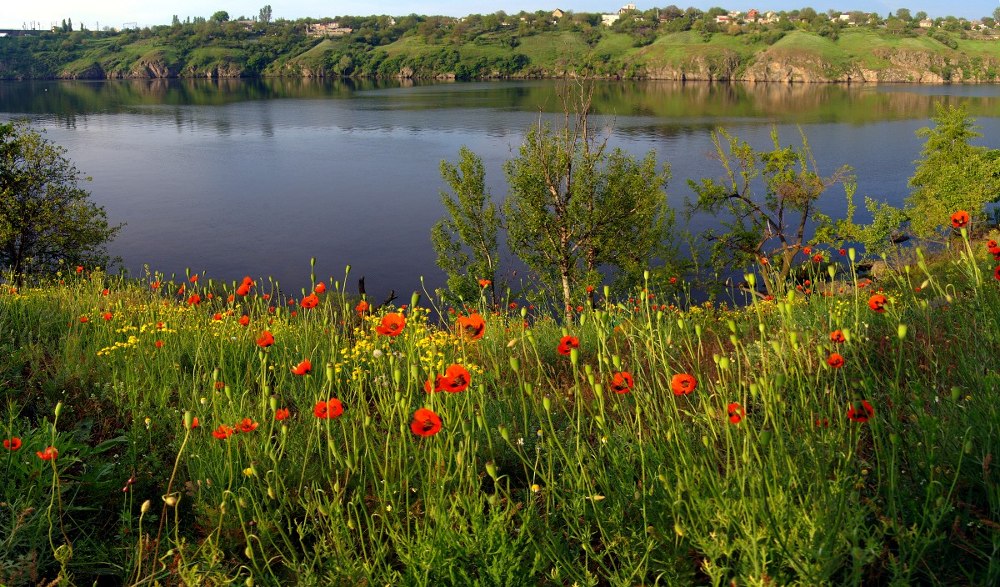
(688, 127, 854, 295)
(503, 84, 672, 318)
(905, 103, 1000, 238)
(431, 147, 501, 305)
(0, 122, 122, 281)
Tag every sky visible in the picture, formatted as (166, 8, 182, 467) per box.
(3, 1, 998, 30)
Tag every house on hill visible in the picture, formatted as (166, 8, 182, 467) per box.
(552, 9, 565, 19)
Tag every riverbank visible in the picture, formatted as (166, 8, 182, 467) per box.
(4, 24, 1000, 83)
(2, 234, 999, 584)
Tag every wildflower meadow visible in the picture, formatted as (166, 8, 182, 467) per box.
(1, 223, 999, 585)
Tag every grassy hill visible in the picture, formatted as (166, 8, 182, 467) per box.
(2, 20, 1000, 82)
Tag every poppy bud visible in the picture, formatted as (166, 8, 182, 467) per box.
(509, 357, 519, 372)
(897, 324, 907, 340)
(141, 500, 151, 514)
(269, 396, 277, 412)
(543, 397, 551, 412)
(54, 402, 63, 418)
(485, 461, 498, 479)
(499, 425, 510, 442)
(848, 248, 856, 262)
(410, 291, 420, 312)
(569, 348, 579, 367)
(745, 273, 756, 287)
(183, 411, 193, 430)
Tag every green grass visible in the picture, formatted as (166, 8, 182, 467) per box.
(2, 227, 1000, 585)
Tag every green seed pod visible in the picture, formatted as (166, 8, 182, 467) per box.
(509, 357, 520, 372)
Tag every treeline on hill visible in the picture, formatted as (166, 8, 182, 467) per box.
(1, 5, 999, 80)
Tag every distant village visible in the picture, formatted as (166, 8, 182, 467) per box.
(303, 4, 997, 38)
(2, 4, 995, 38)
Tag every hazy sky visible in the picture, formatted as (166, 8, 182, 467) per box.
(3, 2, 998, 30)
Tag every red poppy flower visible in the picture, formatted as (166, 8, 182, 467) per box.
(760, 257, 769, 265)
(236, 282, 252, 297)
(275, 408, 290, 421)
(76, 265, 84, 274)
(995, 265, 1000, 282)
(212, 425, 235, 440)
(847, 400, 874, 423)
(424, 374, 445, 393)
(300, 294, 319, 309)
(830, 330, 846, 343)
(177, 284, 186, 295)
(827, 352, 845, 368)
(190, 417, 199, 429)
(727, 402, 745, 424)
(262, 293, 271, 301)
(151, 281, 160, 290)
(478, 279, 491, 288)
(951, 210, 970, 229)
(256, 330, 275, 348)
(102, 312, 113, 321)
(189, 274, 199, 283)
(410, 408, 442, 437)
(314, 282, 327, 294)
(101, 288, 109, 296)
(839, 248, 846, 256)
(214, 381, 225, 391)
(355, 300, 369, 315)
(37, 446, 58, 460)
(456, 313, 486, 340)
(314, 398, 344, 419)
(236, 418, 258, 433)
(291, 359, 312, 376)
(154, 340, 164, 348)
(556, 336, 579, 356)
(441, 364, 471, 393)
(868, 294, 887, 313)
(238, 315, 250, 327)
(811, 254, 823, 263)
(376, 313, 406, 337)
(212, 313, 222, 321)
(671, 373, 697, 396)
(670, 277, 678, 284)
(586, 285, 595, 293)
(802, 246, 812, 255)
(187, 294, 201, 306)
(3, 437, 21, 451)
(610, 371, 634, 394)
(79, 315, 89, 323)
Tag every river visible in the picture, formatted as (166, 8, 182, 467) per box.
(2, 78, 999, 299)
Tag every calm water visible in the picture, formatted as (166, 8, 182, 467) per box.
(2, 78, 1000, 298)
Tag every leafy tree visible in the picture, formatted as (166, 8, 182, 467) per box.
(259, 5, 273, 25)
(0, 122, 122, 280)
(211, 11, 230, 23)
(503, 84, 672, 317)
(688, 127, 854, 295)
(431, 147, 501, 305)
(994, 7, 1000, 23)
(904, 104, 1000, 238)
